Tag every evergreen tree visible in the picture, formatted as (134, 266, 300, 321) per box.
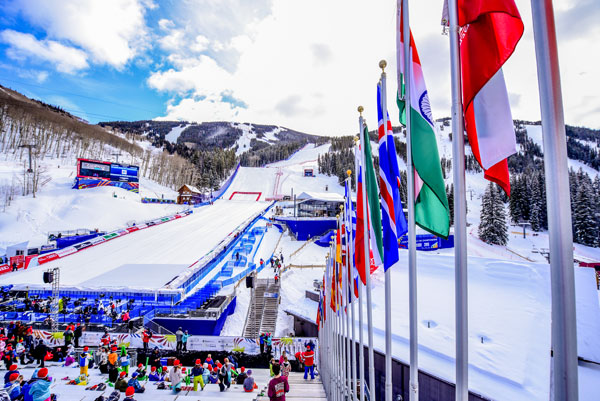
(508, 175, 522, 223)
(572, 177, 597, 246)
(478, 183, 509, 246)
(529, 180, 541, 231)
(446, 184, 454, 227)
(536, 172, 548, 230)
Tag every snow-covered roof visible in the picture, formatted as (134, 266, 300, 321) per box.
(179, 184, 202, 194)
(296, 191, 344, 202)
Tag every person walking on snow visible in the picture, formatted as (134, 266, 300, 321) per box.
(182, 330, 190, 351)
(301, 345, 315, 380)
(175, 328, 184, 352)
(142, 329, 152, 352)
(267, 363, 289, 401)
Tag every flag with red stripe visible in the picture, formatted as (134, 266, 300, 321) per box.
(458, 0, 524, 195)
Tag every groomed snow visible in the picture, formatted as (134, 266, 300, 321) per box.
(0, 200, 269, 291)
(278, 251, 600, 401)
(222, 144, 343, 201)
(0, 160, 182, 250)
(165, 123, 189, 143)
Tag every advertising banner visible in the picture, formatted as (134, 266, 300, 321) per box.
(33, 331, 316, 359)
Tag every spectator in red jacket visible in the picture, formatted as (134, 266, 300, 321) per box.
(302, 345, 315, 380)
(142, 329, 152, 352)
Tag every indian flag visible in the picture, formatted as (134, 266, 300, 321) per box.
(397, 6, 450, 238)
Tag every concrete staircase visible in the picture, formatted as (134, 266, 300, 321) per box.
(256, 372, 327, 400)
(243, 278, 280, 337)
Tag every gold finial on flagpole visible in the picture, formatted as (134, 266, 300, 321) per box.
(379, 59, 387, 72)
(346, 169, 352, 177)
(357, 106, 364, 116)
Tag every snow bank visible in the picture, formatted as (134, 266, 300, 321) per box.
(0, 161, 183, 250)
(0, 200, 269, 291)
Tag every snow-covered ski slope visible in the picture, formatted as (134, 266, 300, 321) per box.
(0, 199, 268, 291)
(0, 160, 182, 251)
(280, 251, 600, 401)
(223, 143, 343, 200)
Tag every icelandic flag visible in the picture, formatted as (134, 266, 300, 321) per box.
(377, 83, 408, 270)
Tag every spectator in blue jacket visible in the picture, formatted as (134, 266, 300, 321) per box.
(127, 372, 145, 393)
(3, 373, 21, 400)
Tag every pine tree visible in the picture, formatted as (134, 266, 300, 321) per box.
(572, 177, 597, 246)
(479, 183, 509, 246)
(529, 178, 542, 231)
(446, 184, 454, 227)
(509, 175, 522, 223)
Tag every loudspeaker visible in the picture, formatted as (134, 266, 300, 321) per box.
(246, 275, 254, 288)
(43, 272, 54, 284)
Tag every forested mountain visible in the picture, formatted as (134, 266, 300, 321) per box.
(317, 118, 600, 247)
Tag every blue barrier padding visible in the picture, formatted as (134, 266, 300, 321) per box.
(398, 234, 454, 251)
(315, 230, 335, 247)
(275, 217, 337, 241)
(55, 233, 103, 250)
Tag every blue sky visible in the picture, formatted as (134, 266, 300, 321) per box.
(0, 0, 597, 135)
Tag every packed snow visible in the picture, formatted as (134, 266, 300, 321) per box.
(164, 123, 190, 143)
(222, 144, 342, 201)
(278, 250, 600, 401)
(0, 200, 269, 290)
(0, 160, 182, 251)
(232, 123, 255, 156)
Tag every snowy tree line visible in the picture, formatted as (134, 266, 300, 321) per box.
(479, 168, 600, 248)
(0, 89, 198, 197)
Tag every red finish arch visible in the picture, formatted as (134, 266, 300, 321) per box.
(229, 191, 262, 201)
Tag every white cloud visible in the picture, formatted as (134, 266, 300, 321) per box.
(9, 0, 151, 69)
(149, 0, 600, 134)
(158, 19, 175, 31)
(0, 30, 88, 74)
(147, 55, 234, 95)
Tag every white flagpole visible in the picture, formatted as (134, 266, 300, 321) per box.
(399, 0, 419, 399)
(447, 0, 469, 399)
(530, 1, 578, 398)
(359, 108, 377, 401)
(354, 134, 366, 401)
(348, 172, 358, 401)
(339, 214, 349, 399)
(343, 200, 354, 400)
(333, 240, 341, 401)
(323, 255, 333, 398)
(378, 62, 394, 401)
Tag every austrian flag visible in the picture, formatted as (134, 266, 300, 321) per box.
(458, 0, 524, 195)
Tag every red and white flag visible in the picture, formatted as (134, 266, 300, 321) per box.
(458, 0, 524, 195)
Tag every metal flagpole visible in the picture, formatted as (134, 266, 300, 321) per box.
(325, 254, 332, 400)
(379, 62, 394, 401)
(530, 1, 578, 398)
(354, 134, 366, 401)
(336, 217, 346, 400)
(335, 233, 343, 401)
(332, 241, 339, 401)
(332, 240, 340, 401)
(447, 0, 469, 399)
(339, 215, 348, 399)
(343, 203, 353, 400)
(348, 171, 358, 401)
(399, 0, 419, 399)
(359, 108, 377, 401)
